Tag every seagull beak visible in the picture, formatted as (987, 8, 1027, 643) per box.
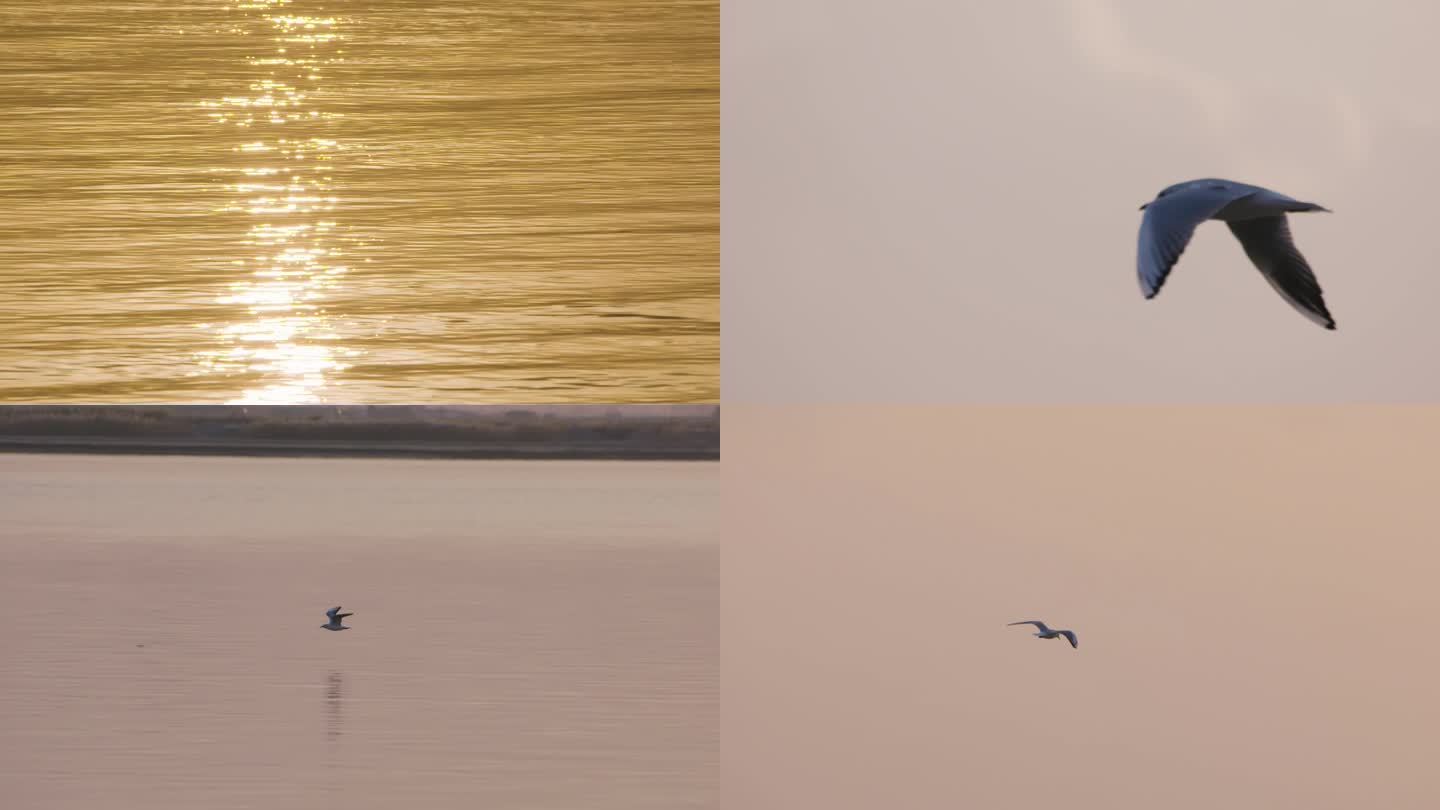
(1138, 202, 1149, 211)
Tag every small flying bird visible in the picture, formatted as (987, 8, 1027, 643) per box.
(321, 606, 354, 631)
(1007, 620, 1077, 649)
(1136, 178, 1336, 329)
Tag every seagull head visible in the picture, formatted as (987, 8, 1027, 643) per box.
(1142, 180, 1201, 211)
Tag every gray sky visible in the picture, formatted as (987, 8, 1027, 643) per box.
(726, 405, 1440, 808)
(724, 1, 1440, 401)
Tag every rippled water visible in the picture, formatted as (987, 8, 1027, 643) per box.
(0, 0, 718, 403)
(0, 454, 717, 808)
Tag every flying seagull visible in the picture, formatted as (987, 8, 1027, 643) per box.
(1007, 620, 1077, 649)
(321, 606, 354, 631)
(1137, 178, 1336, 329)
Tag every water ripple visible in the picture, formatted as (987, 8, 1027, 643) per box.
(0, 0, 718, 403)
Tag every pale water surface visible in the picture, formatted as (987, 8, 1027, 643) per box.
(0, 455, 717, 809)
(0, 0, 717, 403)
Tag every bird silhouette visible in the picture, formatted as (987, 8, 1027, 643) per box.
(1137, 178, 1336, 329)
(1007, 620, 1077, 648)
(321, 606, 354, 631)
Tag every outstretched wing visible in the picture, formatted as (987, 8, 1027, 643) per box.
(336, 612, 354, 620)
(1058, 630, 1078, 649)
(326, 606, 342, 619)
(1138, 184, 1255, 299)
(1225, 215, 1336, 330)
(1008, 620, 1050, 633)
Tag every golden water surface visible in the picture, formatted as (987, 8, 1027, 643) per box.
(0, 454, 717, 808)
(0, 0, 717, 403)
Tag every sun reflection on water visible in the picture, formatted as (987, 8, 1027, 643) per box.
(195, 0, 360, 404)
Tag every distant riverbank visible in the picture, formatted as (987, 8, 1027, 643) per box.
(0, 405, 719, 461)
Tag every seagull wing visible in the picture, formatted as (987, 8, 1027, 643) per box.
(1058, 630, 1078, 648)
(1008, 620, 1051, 633)
(1138, 185, 1255, 299)
(326, 606, 341, 620)
(1225, 215, 1336, 329)
(336, 612, 354, 620)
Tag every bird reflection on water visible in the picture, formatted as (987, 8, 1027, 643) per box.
(325, 670, 344, 745)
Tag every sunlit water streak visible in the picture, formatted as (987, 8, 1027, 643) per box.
(0, 1, 718, 403)
(193, 1, 358, 403)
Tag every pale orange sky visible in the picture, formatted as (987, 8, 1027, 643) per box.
(725, 406, 1440, 808)
(723, 1, 1440, 400)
